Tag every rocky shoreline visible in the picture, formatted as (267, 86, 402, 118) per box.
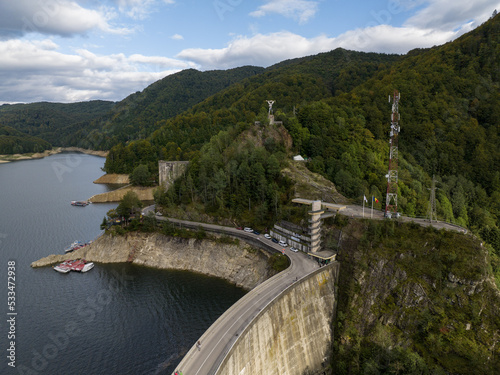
(31, 232, 275, 290)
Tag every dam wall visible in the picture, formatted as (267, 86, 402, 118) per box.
(216, 262, 339, 375)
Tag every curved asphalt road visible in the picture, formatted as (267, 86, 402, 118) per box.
(175, 238, 318, 375)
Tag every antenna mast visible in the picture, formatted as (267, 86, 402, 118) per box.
(385, 90, 400, 217)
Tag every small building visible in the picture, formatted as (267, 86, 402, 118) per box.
(293, 155, 305, 161)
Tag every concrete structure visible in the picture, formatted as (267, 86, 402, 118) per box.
(158, 160, 189, 190)
(216, 263, 339, 375)
(309, 200, 324, 253)
(291, 199, 346, 256)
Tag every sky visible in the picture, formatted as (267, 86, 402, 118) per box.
(0, 0, 498, 104)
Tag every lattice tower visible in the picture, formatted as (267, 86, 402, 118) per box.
(385, 90, 400, 215)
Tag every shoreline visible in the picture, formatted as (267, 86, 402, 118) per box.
(0, 147, 108, 163)
(31, 232, 276, 290)
(89, 184, 155, 202)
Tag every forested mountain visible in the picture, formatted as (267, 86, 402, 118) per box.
(149, 17, 500, 374)
(4, 13, 498, 374)
(103, 49, 398, 172)
(3, 12, 499, 262)
(0, 125, 51, 154)
(63, 66, 265, 150)
(114, 14, 500, 264)
(0, 66, 264, 152)
(0, 101, 114, 147)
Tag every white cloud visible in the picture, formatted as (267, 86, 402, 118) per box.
(171, 33, 184, 40)
(0, 39, 197, 103)
(405, 0, 498, 30)
(334, 25, 457, 54)
(129, 54, 195, 68)
(176, 24, 461, 70)
(177, 32, 334, 69)
(115, 0, 175, 20)
(0, 0, 132, 38)
(250, 0, 319, 24)
(179, 0, 497, 70)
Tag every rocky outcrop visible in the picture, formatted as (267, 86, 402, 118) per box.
(31, 232, 275, 290)
(332, 220, 500, 373)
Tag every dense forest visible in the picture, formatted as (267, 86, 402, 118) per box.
(0, 101, 114, 147)
(75, 66, 265, 150)
(0, 125, 51, 154)
(0, 67, 264, 152)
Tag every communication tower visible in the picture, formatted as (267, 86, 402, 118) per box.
(385, 90, 401, 217)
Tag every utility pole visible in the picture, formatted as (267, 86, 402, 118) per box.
(428, 175, 438, 222)
(385, 90, 401, 217)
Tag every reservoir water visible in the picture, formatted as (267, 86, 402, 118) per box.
(0, 153, 246, 375)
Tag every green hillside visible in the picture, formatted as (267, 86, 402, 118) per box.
(0, 101, 115, 148)
(66, 66, 265, 150)
(0, 66, 264, 152)
(0, 125, 51, 154)
(103, 48, 398, 174)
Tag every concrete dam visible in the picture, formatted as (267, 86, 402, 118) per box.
(215, 263, 339, 375)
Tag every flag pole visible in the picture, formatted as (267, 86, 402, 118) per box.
(371, 196, 374, 219)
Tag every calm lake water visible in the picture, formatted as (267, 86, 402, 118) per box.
(0, 153, 246, 375)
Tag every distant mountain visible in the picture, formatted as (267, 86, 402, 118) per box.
(66, 66, 266, 150)
(189, 48, 400, 118)
(0, 101, 115, 147)
(0, 125, 51, 154)
(0, 66, 265, 152)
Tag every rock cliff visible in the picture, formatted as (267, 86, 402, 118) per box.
(31, 232, 275, 290)
(332, 219, 500, 374)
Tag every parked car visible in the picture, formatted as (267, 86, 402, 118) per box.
(244, 227, 253, 232)
(290, 247, 298, 253)
(236, 226, 243, 230)
(279, 240, 288, 247)
(272, 238, 279, 243)
(253, 230, 260, 235)
(264, 234, 271, 239)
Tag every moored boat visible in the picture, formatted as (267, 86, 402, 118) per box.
(64, 240, 88, 253)
(54, 259, 94, 273)
(53, 260, 73, 273)
(69, 259, 94, 272)
(71, 201, 89, 206)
